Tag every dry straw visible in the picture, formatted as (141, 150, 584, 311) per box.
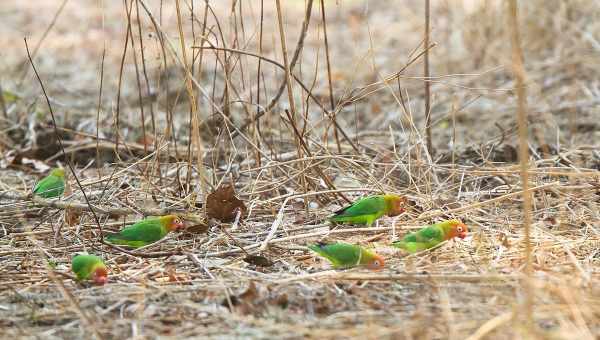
(0, 1, 598, 339)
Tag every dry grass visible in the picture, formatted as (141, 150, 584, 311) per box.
(0, 0, 599, 339)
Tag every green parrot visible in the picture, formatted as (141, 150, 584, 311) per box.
(392, 219, 468, 253)
(32, 168, 65, 198)
(71, 254, 108, 285)
(105, 215, 185, 248)
(328, 194, 406, 227)
(308, 242, 385, 269)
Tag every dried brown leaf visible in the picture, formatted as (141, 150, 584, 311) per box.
(206, 185, 246, 222)
(500, 233, 511, 248)
(187, 223, 209, 234)
(222, 281, 259, 315)
(64, 208, 81, 227)
(243, 255, 273, 267)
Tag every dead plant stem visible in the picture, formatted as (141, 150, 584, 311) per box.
(508, 0, 535, 335)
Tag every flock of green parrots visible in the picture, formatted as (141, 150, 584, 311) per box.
(32, 168, 468, 285)
(312, 194, 468, 270)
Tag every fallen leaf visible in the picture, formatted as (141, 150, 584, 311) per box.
(243, 255, 273, 267)
(206, 185, 247, 222)
(62, 179, 80, 226)
(64, 209, 81, 227)
(166, 267, 187, 283)
(543, 216, 557, 228)
(500, 233, 511, 248)
(222, 281, 259, 314)
(270, 293, 288, 309)
(238, 281, 258, 301)
(187, 223, 209, 234)
(137, 134, 155, 148)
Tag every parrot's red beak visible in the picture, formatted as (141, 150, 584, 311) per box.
(93, 268, 108, 285)
(390, 198, 407, 217)
(94, 276, 108, 285)
(170, 217, 185, 231)
(457, 223, 468, 239)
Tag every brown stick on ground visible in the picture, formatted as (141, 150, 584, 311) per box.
(424, 0, 433, 157)
(508, 0, 535, 336)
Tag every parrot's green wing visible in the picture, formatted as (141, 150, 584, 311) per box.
(72, 254, 102, 281)
(392, 241, 430, 253)
(403, 225, 443, 243)
(106, 218, 167, 248)
(392, 224, 444, 253)
(309, 243, 361, 268)
(33, 175, 64, 198)
(329, 196, 386, 225)
(332, 196, 386, 217)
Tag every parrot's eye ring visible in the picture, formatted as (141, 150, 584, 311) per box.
(457, 226, 463, 233)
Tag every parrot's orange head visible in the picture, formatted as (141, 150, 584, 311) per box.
(366, 254, 386, 270)
(92, 266, 108, 285)
(386, 195, 406, 217)
(445, 219, 468, 240)
(164, 215, 185, 231)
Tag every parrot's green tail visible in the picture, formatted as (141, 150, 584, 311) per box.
(328, 214, 375, 226)
(105, 235, 145, 248)
(308, 243, 340, 266)
(327, 215, 345, 223)
(392, 241, 424, 253)
(308, 243, 326, 256)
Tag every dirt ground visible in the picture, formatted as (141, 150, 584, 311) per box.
(0, 0, 598, 339)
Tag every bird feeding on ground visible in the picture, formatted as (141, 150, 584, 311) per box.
(106, 215, 185, 248)
(392, 219, 468, 253)
(71, 254, 108, 285)
(32, 168, 65, 198)
(328, 194, 406, 227)
(308, 242, 385, 270)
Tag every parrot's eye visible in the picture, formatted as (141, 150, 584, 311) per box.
(373, 260, 380, 266)
(457, 226, 463, 233)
